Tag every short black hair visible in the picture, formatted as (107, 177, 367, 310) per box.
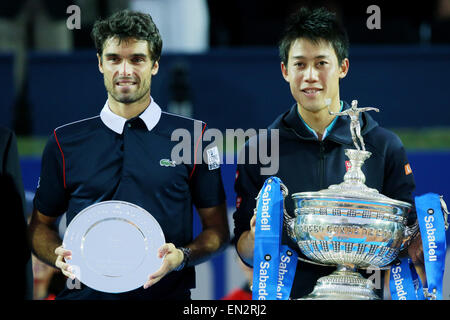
(91, 10, 162, 62)
(278, 7, 349, 66)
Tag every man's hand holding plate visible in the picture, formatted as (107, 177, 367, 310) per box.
(143, 243, 184, 289)
(54, 245, 75, 280)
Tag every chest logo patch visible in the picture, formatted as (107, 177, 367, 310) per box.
(160, 159, 176, 167)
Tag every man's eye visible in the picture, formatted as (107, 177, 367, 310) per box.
(318, 61, 328, 66)
(132, 57, 144, 63)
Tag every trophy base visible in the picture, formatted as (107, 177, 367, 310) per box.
(299, 266, 380, 300)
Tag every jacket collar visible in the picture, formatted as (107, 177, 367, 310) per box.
(281, 100, 378, 145)
(100, 96, 162, 134)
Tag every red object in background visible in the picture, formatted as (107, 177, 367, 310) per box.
(221, 284, 252, 300)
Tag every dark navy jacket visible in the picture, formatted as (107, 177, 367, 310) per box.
(233, 101, 416, 299)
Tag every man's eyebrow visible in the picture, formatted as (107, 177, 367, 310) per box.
(103, 53, 148, 58)
(291, 55, 330, 59)
(130, 53, 148, 58)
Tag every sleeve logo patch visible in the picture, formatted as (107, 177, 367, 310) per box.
(206, 146, 220, 170)
(404, 163, 412, 175)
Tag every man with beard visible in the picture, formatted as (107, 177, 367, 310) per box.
(28, 10, 229, 300)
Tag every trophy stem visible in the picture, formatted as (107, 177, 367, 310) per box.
(342, 149, 371, 186)
(300, 265, 380, 300)
(335, 264, 356, 273)
(325, 149, 383, 197)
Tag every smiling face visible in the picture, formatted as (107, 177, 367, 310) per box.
(98, 37, 159, 107)
(281, 38, 349, 115)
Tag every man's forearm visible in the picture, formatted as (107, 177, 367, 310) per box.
(187, 203, 230, 266)
(28, 216, 62, 267)
(187, 226, 229, 267)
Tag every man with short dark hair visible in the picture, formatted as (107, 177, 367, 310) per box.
(29, 10, 229, 300)
(233, 7, 422, 299)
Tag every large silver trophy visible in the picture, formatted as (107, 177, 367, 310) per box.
(284, 100, 418, 299)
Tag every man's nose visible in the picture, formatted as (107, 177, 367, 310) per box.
(119, 60, 131, 76)
(304, 65, 319, 82)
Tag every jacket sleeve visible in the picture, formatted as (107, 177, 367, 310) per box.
(33, 133, 69, 217)
(382, 132, 417, 225)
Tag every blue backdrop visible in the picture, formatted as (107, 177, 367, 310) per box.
(0, 53, 15, 129)
(17, 45, 450, 135)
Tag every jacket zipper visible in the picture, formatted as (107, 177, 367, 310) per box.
(319, 141, 325, 189)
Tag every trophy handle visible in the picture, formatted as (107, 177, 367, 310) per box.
(440, 195, 449, 230)
(400, 220, 420, 251)
(281, 183, 297, 242)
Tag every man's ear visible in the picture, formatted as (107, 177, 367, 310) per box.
(97, 53, 104, 74)
(339, 58, 349, 79)
(281, 62, 289, 82)
(151, 60, 159, 76)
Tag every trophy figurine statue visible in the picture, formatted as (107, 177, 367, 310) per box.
(328, 99, 379, 151)
(284, 99, 419, 299)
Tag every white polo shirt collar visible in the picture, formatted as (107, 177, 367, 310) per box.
(100, 96, 162, 134)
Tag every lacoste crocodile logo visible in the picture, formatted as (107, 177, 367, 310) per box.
(160, 159, 176, 167)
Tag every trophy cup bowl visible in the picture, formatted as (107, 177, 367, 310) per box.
(286, 149, 417, 299)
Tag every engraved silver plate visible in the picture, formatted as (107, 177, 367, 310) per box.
(63, 200, 165, 293)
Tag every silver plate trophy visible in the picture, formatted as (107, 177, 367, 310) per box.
(63, 200, 165, 293)
(283, 100, 419, 299)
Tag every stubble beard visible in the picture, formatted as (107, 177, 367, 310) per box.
(106, 79, 151, 105)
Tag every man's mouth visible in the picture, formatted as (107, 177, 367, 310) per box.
(301, 88, 322, 97)
(302, 88, 322, 93)
(115, 79, 137, 86)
